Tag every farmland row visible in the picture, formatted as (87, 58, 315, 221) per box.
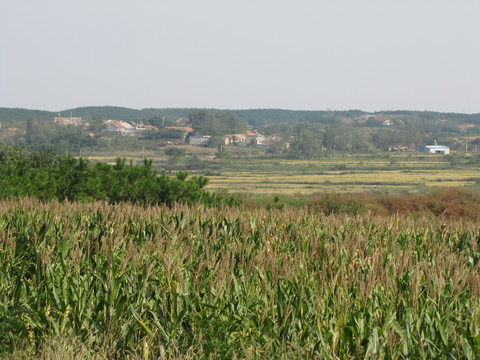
(1, 198, 479, 358)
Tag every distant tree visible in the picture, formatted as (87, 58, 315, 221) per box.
(165, 147, 186, 160)
(189, 109, 208, 127)
(26, 118, 53, 150)
(322, 126, 340, 150)
(365, 118, 381, 127)
(216, 111, 246, 135)
(142, 128, 184, 140)
(188, 110, 246, 136)
(87, 115, 106, 132)
(205, 136, 223, 148)
(291, 124, 319, 157)
(144, 116, 176, 129)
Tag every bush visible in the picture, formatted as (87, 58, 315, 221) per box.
(311, 194, 365, 215)
(0, 144, 236, 207)
(165, 147, 186, 159)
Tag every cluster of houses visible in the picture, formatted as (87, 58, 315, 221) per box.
(99, 117, 270, 147)
(386, 144, 450, 154)
(189, 131, 270, 146)
(51, 115, 451, 154)
(100, 117, 196, 139)
(102, 119, 159, 135)
(54, 116, 82, 126)
(223, 130, 266, 146)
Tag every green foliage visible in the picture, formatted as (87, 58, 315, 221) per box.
(0, 108, 56, 122)
(3, 106, 480, 129)
(0, 144, 233, 207)
(446, 154, 462, 168)
(371, 127, 424, 150)
(266, 194, 285, 211)
(165, 147, 186, 159)
(365, 117, 382, 127)
(0, 201, 479, 358)
(204, 136, 224, 148)
(290, 123, 320, 157)
(189, 109, 246, 136)
(0, 144, 56, 167)
(141, 128, 185, 140)
(319, 194, 365, 215)
(23, 118, 97, 154)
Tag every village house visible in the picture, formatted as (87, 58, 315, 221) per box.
(223, 134, 247, 145)
(419, 145, 450, 155)
(54, 116, 82, 126)
(188, 135, 211, 146)
(131, 121, 159, 132)
(223, 130, 266, 146)
(103, 120, 135, 135)
(385, 144, 410, 152)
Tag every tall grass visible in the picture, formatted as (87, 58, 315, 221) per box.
(1, 197, 479, 358)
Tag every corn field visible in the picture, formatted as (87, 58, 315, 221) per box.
(1, 198, 479, 359)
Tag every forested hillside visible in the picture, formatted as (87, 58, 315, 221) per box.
(0, 107, 190, 123)
(2, 106, 480, 127)
(0, 108, 56, 122)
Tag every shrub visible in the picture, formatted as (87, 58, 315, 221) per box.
(310, 194, 365, 215)
(0, 144, 235, 207)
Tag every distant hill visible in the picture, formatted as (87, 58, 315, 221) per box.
(1, 106, 480, 128)
(0, 108, 57, 122)
(0, 106, 192, 123)
(0, 106, 338, 126)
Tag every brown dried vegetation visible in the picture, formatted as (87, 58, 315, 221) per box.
(309, 187, 480, 221)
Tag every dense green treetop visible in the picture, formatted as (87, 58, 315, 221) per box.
(0, 144, 235, 206)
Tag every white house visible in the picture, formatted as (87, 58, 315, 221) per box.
(425, 145, 450, 155)
(189, 135, 210, 145)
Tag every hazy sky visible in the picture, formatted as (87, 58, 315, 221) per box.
(1, 1, 479, 113)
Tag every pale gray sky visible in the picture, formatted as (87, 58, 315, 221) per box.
(1, 0, 479, 113)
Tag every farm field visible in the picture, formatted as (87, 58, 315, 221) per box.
(1, 198, 479, 358)
(84, 147, 480, 195)
(206, 167, 480, 194)
(210, 153, 480, 195)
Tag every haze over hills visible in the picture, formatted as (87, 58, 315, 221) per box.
(1, 106, 480, 128)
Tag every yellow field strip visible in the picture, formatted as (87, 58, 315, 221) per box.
(206, 169, 480, 194)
